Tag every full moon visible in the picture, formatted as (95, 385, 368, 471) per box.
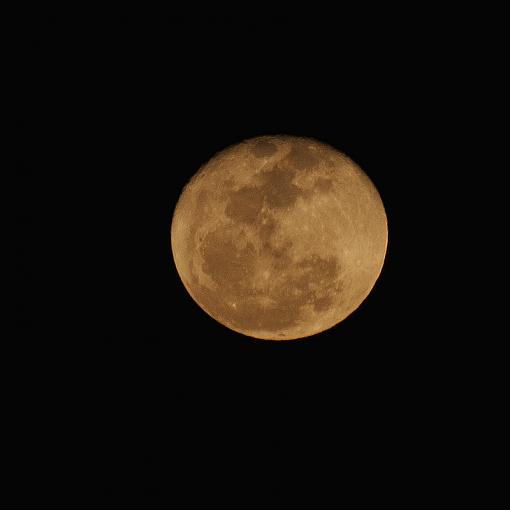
(171, 136, 387, 340)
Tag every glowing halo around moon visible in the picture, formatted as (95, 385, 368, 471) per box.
(171, 135, 388, 341)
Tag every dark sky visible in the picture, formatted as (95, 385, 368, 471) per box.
(21, 13, 469, 501)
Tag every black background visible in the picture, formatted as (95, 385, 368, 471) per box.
(22, 12, 472, 501)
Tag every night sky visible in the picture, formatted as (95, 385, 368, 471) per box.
(21, 12, 467, 501)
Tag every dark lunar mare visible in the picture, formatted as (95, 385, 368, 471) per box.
(190, 142, 343, 333)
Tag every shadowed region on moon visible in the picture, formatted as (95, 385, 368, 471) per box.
(286, 144, 320, 170)
(250, 139, 278, 158)
(171, 135, 387, 340)
(225, 186, 264, 224)
(314, 177, 334, 193)
(195, 222, 341, 332)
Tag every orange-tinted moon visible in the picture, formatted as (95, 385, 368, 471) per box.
(171, 136, 387, 340)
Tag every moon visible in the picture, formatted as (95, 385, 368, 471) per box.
(171, 136, 387, 340)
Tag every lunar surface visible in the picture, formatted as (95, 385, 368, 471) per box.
(171, 136, 387, 340)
